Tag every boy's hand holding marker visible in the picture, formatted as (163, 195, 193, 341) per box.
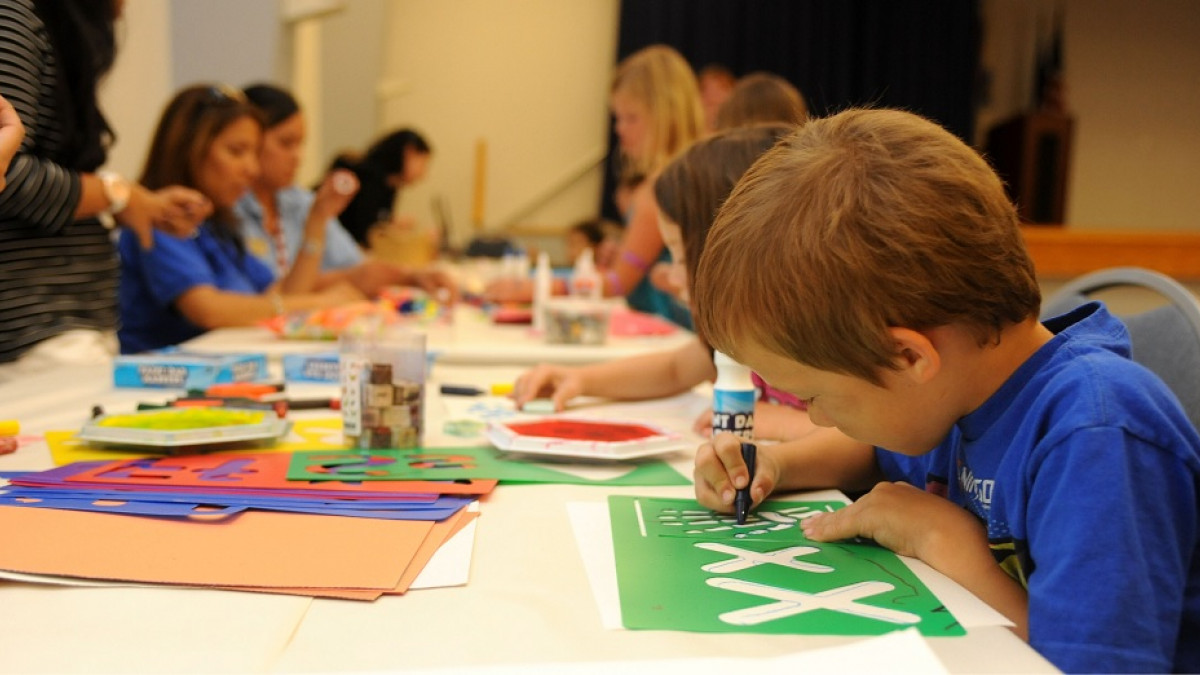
(693, 432, 777, 516)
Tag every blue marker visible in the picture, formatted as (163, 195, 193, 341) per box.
(735, 442, 757, 525)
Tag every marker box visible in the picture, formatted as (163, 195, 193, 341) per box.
(113, 349, 268, 389)
(282, 351, 340, 383)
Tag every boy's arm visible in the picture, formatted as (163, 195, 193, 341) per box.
(802, 481, 1029, 639)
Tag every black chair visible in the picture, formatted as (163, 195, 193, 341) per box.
(1041, 267, 1200, 431)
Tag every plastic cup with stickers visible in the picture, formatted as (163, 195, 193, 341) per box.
(339, 319, 426, 449)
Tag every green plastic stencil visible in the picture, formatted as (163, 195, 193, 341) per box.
(608, 496, 964, 636)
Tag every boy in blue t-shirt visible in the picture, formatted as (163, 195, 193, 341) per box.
(690, 108, 1200, 673)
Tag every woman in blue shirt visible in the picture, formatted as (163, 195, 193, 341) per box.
(236, 83, 456, 300)
(117, 85, 363, 354)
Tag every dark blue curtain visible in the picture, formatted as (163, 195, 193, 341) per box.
(601, 0, 982, 220)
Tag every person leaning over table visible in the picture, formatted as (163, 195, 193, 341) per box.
(690, 108, 1200, 673)
(236, 83, 457, 301)
(117, 84, 364, 354)
(513, 125, 816, 444)
(0, 0, 211, 379)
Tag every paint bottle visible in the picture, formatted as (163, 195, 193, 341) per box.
(569, 247, 602, 300)
(712, 350, 755, 440)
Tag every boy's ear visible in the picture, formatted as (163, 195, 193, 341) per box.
(887, 327, 940, 384)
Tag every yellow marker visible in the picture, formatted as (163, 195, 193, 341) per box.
(490, 382, 514, 396)
(0, 420, 18, 436)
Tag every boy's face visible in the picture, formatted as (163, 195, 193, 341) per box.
(737, 341, 942, 454)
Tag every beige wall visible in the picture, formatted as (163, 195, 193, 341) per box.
(100, 2, 174, 180)
(1063, 0, 1200, 230)
(375, 0, 619, 249)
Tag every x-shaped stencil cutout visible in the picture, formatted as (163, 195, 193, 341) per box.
(695, 542, 833, 574)
(707, 578, 921, 626)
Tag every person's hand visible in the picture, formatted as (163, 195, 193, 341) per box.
(315, 280, 367, 308)
(694, 432, 780, 513)
(801, 481, 983, 561)
(121, 185, 212, 245)
(311, 169, 359, 221)
(648, 261, 681, 295)
(483, 276, 534, 304)
(0, 94, 25, 191)
(511, 363, 585, 411)
(405, 266, 460, 305)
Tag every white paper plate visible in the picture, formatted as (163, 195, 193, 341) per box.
(79, 407, 291, 448)
(485, 416, 687, 461)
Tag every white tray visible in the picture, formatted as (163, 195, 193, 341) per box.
(485, 416, 687, 461)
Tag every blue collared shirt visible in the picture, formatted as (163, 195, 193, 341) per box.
(235, 187, 364, 278)
(117, 224, 276, 354)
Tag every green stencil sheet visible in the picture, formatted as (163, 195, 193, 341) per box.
(288, 447, 690, 486)
(609, 496, 964, 636)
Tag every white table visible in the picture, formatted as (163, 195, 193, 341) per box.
(181, 304, 697, 366)
(0, 361, 1057, 674)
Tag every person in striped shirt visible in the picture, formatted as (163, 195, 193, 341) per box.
(0, 0, 209, 379)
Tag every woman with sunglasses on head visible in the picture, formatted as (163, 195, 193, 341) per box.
(117, 84, 364, 354)
(0, 0, 210, 379)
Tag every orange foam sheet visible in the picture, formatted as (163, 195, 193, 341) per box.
(0, 506, 432, 590)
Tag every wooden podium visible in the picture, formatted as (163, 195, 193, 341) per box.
(986, 111, 1075, 224)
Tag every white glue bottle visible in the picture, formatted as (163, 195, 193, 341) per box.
(569, 247, 602, 300)
(532, 251, 551, 333)
(712, 350, 755, 440)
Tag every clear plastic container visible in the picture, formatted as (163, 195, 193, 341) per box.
(543, 297, 612, 345)
(339, 322, 426, 449)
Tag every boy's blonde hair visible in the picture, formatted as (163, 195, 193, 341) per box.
(693, 108, 1040, 384)
(611, 45, 706, 176)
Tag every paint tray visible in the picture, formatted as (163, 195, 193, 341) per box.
(485, 417, 687, 461)
(78, 407, 291, 449)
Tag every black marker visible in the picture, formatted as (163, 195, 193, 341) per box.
(439, 383, 514, 397)
(735, 441, 757, 525)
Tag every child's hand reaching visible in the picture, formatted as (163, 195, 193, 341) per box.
(511, 363, 584, 412)
(693, 432, 779, 514)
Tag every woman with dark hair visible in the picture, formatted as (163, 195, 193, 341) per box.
(117, 84, 363, 354)
(236, 83, 455, 299)
(0, 0, 210, 378)
(327, 128, 432, 247)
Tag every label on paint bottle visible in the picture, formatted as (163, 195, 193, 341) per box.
(712, 350, 755, 440)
